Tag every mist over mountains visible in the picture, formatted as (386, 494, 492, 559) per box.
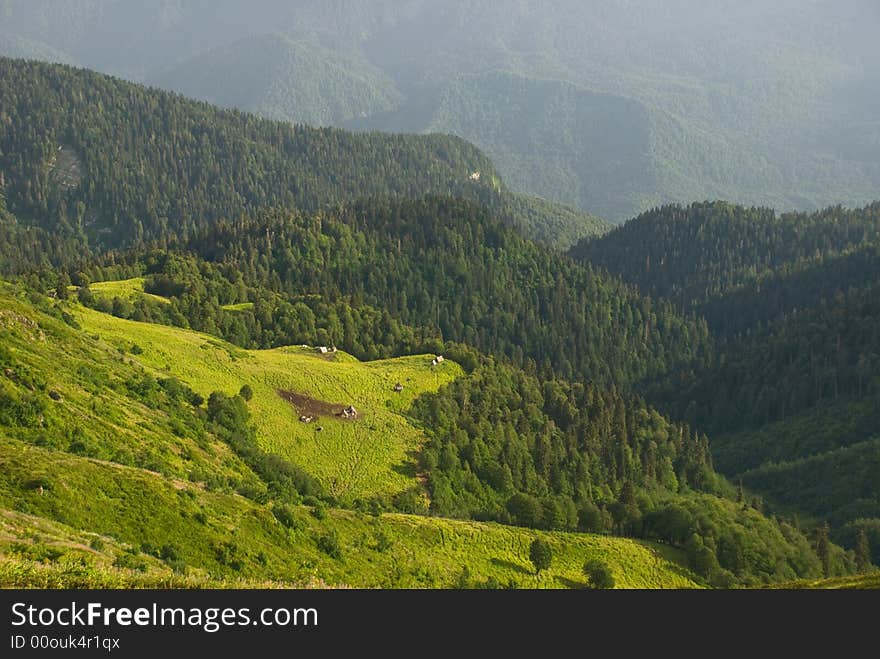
(2, 0, 878, 222)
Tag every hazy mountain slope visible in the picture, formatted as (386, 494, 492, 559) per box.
(2, 0, 877, 223)
(0, 32, 75, 64)
(360, 72, 654, 221)
(151, 33, 404, 126)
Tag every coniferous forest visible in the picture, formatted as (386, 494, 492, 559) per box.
(0, 55, 878, 589)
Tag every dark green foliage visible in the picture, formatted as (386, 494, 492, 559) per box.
(271, 503, 299, 530)
(238, 384, 253, 402)
(214, 541, 244, 572)
(573, 201, 880, 325)
(0, 389, 47, 428)
(412, 363, 715, 526)
(583, 559, 615, 589)
(854, 528, 873, 573)
(529, 538, 552, 574)
(647, 495, 825, 585)
(316, 529, 342, 560)
(0, 58, 496, 249)
(835, 520, 880, 569)
(739, 438, 880, 523)
(575, 200, 880, 557)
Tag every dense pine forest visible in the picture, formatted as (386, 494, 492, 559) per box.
(573, 201, 880, 566)
(0, 58, 605, 254)
(0, 58, 876, 587)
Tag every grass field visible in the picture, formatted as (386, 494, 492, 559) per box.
(221, 302, 255, 312)
(73, 302, 462, 502)
(0, 281, 701, 589)
(0, 436, 699, 589)
(770, 573, 880, 590)
(87, 277, 170, 305)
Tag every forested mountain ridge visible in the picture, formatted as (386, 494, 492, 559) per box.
(0, 57, 495, 248)
(571, 201, 880, 325)
(37, 198, 705, 392)
(0, 57, 606, 251)
(573, 200, 880, 565)
(2, 0, 878, 222)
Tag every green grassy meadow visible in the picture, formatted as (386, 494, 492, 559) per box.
(88, 277, 170, 305)
(0, 434, 698, 589)
(0, 281, 700, 588)
(770, 574, 880, 590)
(73, 302, 462, 502)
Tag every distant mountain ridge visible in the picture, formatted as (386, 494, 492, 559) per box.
(0, 57, 606, 250)
(151, 33, 404, 127)
(1, 0, 877, 224)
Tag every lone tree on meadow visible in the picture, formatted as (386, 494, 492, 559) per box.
(239, 384, 254, 401)
(529, 538, 552, 575)
(583, 559, 615, 589)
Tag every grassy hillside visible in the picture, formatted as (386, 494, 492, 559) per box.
(69, 292, 462, 503)
(0, 280, 699, 588)
(0, 440, 699, 589)
(89, 277, 170, 305)
(771, 573, 880, 590)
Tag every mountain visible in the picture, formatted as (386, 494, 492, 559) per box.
(1, 0, 878, 224)
(572, 201, 880, 563)
(0, 282, 705, 589)
(151, 33, 404, 127)
(0, 31, 74, 64)
(0, 52, 869, 587)
(352, 71, 653, 221)
(0, 58, 604, 250)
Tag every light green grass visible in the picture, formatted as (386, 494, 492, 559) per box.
(769, 573, 880, 589)
(221, 302, 254, 312)
(0, 282, 700, 588)
(89, 277, 170, 304)
(73, 302, 462, 502)
(0, 436, 699, 589)
(0, 286, 250, 485)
